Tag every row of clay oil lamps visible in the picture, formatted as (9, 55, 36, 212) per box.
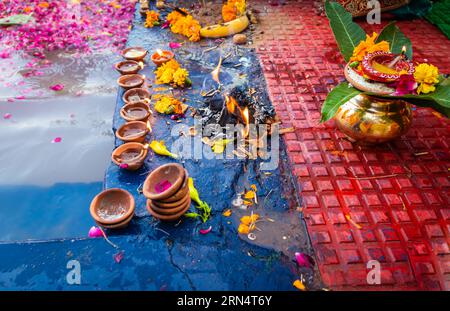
(89, 47, 185, 229)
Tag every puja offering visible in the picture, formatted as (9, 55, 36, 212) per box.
(143, 164, 190, 221)
(120, 102, 151, 122)
(321, 2, 449, 144)
(117, 74, 145, 90)
(122, 46, 148, 61)
(123, 87, 151, 104)
(111, 142, 149, 171)
(115, 120, 150, 143)
(90, 188, 135, 229)
(115, 60, 143, 75)
(151, 49, 175, 66)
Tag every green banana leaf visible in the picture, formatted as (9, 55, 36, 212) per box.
(376, 21, 413, 59)
(324, 1, 366, 62)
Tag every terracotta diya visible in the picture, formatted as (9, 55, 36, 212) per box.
(115, 60, 143, 75)
(151, 49, 175, 66)
(90, 188, 135, 228)
(122, 47, 148, 61)
(111, 142, 148, 170)
(117, 74, 145, 90)
(115, 120, 149, 143)
(146, 198, 191, 221)
(143, 164, 186, 201)
(120, 102, 151, 122)
(123, 87, 151, 104)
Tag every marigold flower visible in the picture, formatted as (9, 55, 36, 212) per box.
(144, 10, 160, 28)
(173, 68, 189, 87)
(414, 63, 439, 94)
(154, 59, 190, 87)
(167, 10, 201, 42)
(222, 0, 246, 22)
(154, 95, 183, 114)
(350, 32, 390, 64)
(240, 214, 259, 226)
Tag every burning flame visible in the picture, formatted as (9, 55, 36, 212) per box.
(225, 95, 250, 138)
(156, 49, 164, 57)
(146, 120, 152, 133)
(211, 55, 222, 84)
(138, 61, 144, 69)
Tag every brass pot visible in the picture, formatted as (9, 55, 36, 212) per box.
(334, 94, 413, 144)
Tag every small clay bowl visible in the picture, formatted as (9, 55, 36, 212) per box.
(123, 88, 151, 105)
(90, 188, 135, 225)
(115, 121, 149, 143)
(117, 74, 145, 90)
(111, 142, 148, 171)
(156, 171, 189, 203)
(115, 60, 142, 75)
(149, 196, 191, 215)
(152, 190, 190, 209)
(146, 198, 191, 221)
(120, 102, 151, 122)
(143, 164, 186, 201)
(122, 47, 148, 62)
(151, 50, 175, 66)
(96, 212, 134, 229)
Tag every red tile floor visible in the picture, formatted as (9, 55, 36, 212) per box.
(252, 0, 450, 290)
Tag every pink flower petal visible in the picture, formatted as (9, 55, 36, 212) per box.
(3, 113, 12, 120)
(155, 180, 172, 193)
(50, 84, 64, 91)
(15, 95, 26, 100)
(0, 50, 10, 59)
(199, 226, 212, 235)
(51, 137, 62, 143)
(113, 251, 124, 263)
(161, 21, 170, 29)
(294, 252, 315, 269)
(88, 226, 103, 238)
(169, 42, 182, 49)
(119, 163, 129, 169)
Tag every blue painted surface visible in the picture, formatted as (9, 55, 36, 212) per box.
(0, 3, 319, 290)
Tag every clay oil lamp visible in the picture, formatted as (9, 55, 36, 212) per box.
(120, 102, 152, 122)
(143, 164, 187, 200)
(146, 197, 191, 221)
(122, 47, 148, 62)
(115, 120, 150, 143)
(115, 60, 143, 75)
(117, 74, 145, 90)
(361, 48, 414, 83)
(123, 87, 151, 105)
(90, 188, 135, 229)
(111, 142, 149, 171)
(151, 49, 175, 67)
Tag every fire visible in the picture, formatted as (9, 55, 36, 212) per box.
(211, 55, 222, 84)
(156, 49, 164, 56)
(138, 61, 144, 69)
(225, 95, 250, 138)
(146, 120, 152, 133)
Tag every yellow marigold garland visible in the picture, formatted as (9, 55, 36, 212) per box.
(154, 59, 191, 87)
(166, 9, 201, 42)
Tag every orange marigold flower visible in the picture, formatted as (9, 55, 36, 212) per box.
(144, 10, 160, 28)
(350, 32, 390, 63)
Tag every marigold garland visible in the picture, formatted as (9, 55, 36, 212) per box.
(154, 59, 191, 87)
(144, 10, 160, 28)
(166, 9, 201, 42)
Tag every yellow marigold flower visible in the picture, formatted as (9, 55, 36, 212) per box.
(154, 96, 182, 114)
(414, 63, 439, 94)
(173, 68, 189, 87)
(168, 11, 201, 42)
(240, 214, 259, 226)
(39, 2, 50, 8)
(350, 32, 390, 63)
(222, 0, 246, 22)
(238, 223, 250, 234)
(144, 10, 160, 28)
(158, 68, 175, 84)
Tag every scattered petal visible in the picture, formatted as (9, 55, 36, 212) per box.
(199, 226, 212, 235)
(15, 95, 26, 100)
(294, 252, 315, 269)
(50, 84, 64, 91)
(222, 209, 232, 217)
(169, 42, 183, 49)
(161, 21, 170, 29)
(88, 226, 103, 238)
(51, 137, 62, 143)
(155, 180, 172, 193)
(293, 279, 307, 291)
(3, 113, 12, 120)
(119, 163, 129, 169)
(113, 251, 124, 263)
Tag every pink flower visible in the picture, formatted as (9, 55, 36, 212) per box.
(119, 163, 129, 169)
(88, 226, 103, 238)
(391, 74, 417, 96)
(155, 180, 172, 193)
(0, 50, 10, 59)
(3, 113, 12, 120)
(51, 137, 62, 143)
(113, 251, 125, 263)
(169, 42, 182, 49)
(50, 84, 64, 91)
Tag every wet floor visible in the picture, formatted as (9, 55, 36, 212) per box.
(0, 52, 120, 242)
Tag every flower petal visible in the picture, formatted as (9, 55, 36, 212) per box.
(199, 226, 212, 235)
(169, 42, 182, 49)
(88, 226, 103, 238)
(294, 252, 315, 269)
(50, 84, 64, 91)
(113, 251, 124, 263)
(51, 137, 62, 143)
(3, 113, 12, 120)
